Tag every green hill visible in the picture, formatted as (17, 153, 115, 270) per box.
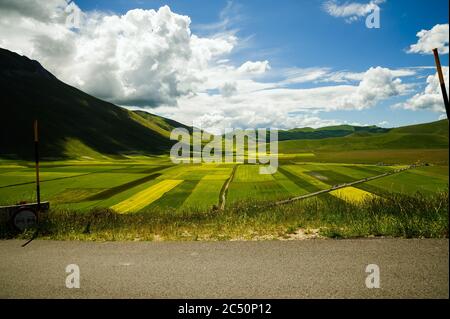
(390, 120, 449, 135)
(133, 110, 193, 135)
(1, 48, 447, 161)
(277, 124, 389, 141)
(0, 48, 188, 160)
(278, 120, 448, 153)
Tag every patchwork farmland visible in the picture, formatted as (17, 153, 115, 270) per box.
(0, 154, 447, 213)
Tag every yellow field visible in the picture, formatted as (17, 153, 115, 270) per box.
(111, 179, 183, 213)
(329, 186, 376, 203)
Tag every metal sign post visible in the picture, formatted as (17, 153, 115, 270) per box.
(34, 120, 41, 210)
(432, 48, 449, 119)
(0, 120, 49, 234)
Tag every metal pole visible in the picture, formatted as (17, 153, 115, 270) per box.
(432, 48, 449, 119)
(34, 120, 41, 209)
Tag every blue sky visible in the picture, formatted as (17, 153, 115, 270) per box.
(0, 0, 448, 130)
(75, 0, 450, 128)
(74, 0, 448, 68)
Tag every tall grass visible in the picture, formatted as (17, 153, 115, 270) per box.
(1, 190, 448, 241)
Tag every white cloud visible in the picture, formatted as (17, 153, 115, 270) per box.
(0, 0, 70, 22)
(0, 1, 425, 132)
(220, 82, 237, 97)
(407, 24, 449, 55)
(336, 67, 411, 110)
(281, 67, 417, 85)
(395, 67, 449, 112)
(281, 67, 332, 84)
(390, 69, 419, 78)
(149, 66, 410, 132)
(323, 0, 384, 23)
(320, 70, 364, 83)
(238, 60, 271, 75)
(193, 0, 243, 35)
(0, 3, 239, 107)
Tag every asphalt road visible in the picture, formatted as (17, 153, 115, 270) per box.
(0, 239, 448, 298)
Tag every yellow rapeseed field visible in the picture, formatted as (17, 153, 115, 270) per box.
(329, 186, 376, 203)
(111, 179, 183, 213)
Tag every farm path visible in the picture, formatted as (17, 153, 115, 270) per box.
(219, 164, 238, 210)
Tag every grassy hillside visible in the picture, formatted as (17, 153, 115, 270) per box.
(0, 48, 185, 160)
(133, 110, 193, 135)
(1, 48, 448, 161)
(390, 120, 449, 135)
(279, 120, 449, 153)
(277, 124, 389, 141)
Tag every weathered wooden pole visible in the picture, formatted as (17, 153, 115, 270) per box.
(34, 120, 41, 209)
(432, 48, 449, 119)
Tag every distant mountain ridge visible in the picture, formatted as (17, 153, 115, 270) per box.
(277, 124, 389, 141)
(0, 48, 447, 160)
(278, 119, 449, 153)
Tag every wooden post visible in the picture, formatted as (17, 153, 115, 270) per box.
(34, 120, 41, 209)
(433, 48, 449, 119)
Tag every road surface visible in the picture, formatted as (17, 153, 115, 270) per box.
(0, 239, 448, 298)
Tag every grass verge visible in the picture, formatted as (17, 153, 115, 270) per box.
(0, 190, 448, 241)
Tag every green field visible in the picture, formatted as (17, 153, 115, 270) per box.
(0, 152, 448, 241)
(0, 122, 448, 240)
(1, 48, 448, 241)
(0, 155, 447, 212)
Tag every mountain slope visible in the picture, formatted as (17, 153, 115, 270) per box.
(278, 120, 449, 153)
(133, 110, 193, 135)
(277, 124, 389, 141)
(1, 48, 447, 160)
(0, 48, 187, 160)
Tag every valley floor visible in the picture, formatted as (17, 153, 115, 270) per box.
(0, 150, 448, 240)
(0, 152, 448, 212)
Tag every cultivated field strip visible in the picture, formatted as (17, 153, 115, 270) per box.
(0, 164, 159, 188)
(0, 160, 447, 211)
(269, 165, 416, 207)
(147, 180, 200, 210)
(329, 186, 377, 203)
(279, 166, 329, 190)
(181, 175, 231, 210)
(111, 179, 183, 213)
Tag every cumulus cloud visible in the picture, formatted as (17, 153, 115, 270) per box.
(0, 0, 70, 22)
(0, 2, 240, 107)
(220, 82, 238, 97)
(238, 60, 271, 75)
(395, 67, 449, 112)
(150, 66, 411, 133)
(336, 67, 411, 110)
(322, 0, 384, 23)
(407, 24, 449, 55)
(0, 0, 425, 132)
